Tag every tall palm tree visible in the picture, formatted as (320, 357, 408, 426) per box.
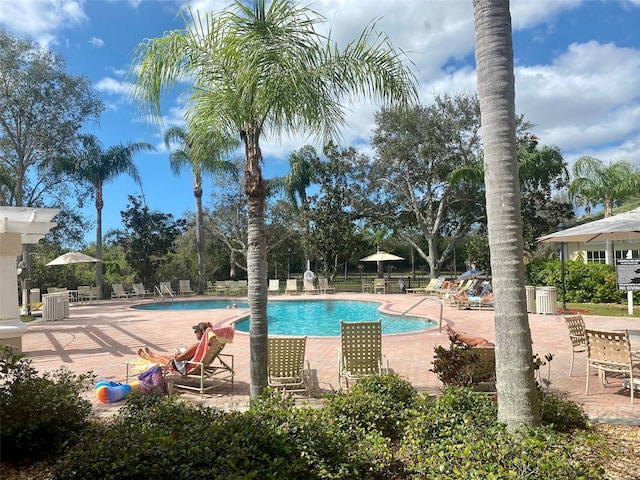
(569, 156, 640, 264)
(164, 126, 237, 294)
(60, 134, 154, 298)
(283, 145, 317, 268)
(133, 0, 417, 397)
(473, 0, 540, 429)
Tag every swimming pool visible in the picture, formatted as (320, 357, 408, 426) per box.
(134, 299, 435, 336)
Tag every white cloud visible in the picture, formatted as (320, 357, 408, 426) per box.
(95, 77, 134, 96)
(89, 36, 104, 47)
(0, 0, 87, 46)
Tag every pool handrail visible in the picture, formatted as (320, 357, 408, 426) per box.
(401, 296, 443, 333)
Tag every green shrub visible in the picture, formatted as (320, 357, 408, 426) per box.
(0, 346, 94, 462)
(57, 391, 366, 479)
(400, 387, 603, 479)
(323, 373, 419, 441)
(525, 259, 627, 304)
(539, 390, 589, 432)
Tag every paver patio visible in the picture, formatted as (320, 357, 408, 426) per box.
(21, 293, 640, 424)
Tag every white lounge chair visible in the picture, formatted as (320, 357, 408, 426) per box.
(179, 279, 195, 296)
(268, 279, 280, 295)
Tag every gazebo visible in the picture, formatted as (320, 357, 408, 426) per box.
(0, 207, 58, 353)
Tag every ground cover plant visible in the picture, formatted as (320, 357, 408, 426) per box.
(1, 366, 611, 480)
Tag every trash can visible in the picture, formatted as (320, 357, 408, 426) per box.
(535, 287, 557, 315)
(525, 286, 536, 313)
(30, 288, 41, 303)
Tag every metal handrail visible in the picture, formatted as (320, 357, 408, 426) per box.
(401, 296, 444, 333)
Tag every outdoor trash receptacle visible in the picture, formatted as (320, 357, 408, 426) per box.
(30, 288, 41, 303)
(525, 286, 536, 313)
(535, 287, 557, 315)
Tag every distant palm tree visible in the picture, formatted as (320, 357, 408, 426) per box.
(569, 156, 640, 263)
(133, 0, 416, 397)
(473, 0, 540, 429)
(164, 126, 237, 294)
(283, 145, 317, 268)
(60, 134, 154, 297)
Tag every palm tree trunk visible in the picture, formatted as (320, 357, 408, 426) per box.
(194, 175, 205, 294)
(473, 0, 540, 429)
(244, 124, 268, 398)
(95, 184, 104, 299)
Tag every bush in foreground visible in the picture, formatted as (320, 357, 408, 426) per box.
(0, 346, 94, 462)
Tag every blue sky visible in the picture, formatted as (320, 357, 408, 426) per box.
(2, 0, 639, 242)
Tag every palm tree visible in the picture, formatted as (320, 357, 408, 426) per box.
(60, 134, 154, 298)
(283, 145, 317, 269)
(132, 0, 417, 397)
(569, 156, 640, 264)
(473, 0, 540, 429)
(164, 127, 237, 294)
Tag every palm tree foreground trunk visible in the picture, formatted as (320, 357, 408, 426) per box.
(473, 0, 540, 429)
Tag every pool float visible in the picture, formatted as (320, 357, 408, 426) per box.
(95, 379, 139, 403)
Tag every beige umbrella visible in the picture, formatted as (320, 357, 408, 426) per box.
(46, 251, 101, 266)
(537, 207, 640, 243)
(360, 250, 404, 262)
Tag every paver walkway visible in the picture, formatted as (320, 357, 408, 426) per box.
(21, 293, 640, 424)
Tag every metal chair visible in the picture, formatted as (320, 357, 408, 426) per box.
(585, 329, 640, 404)
(563, 314, 587, 376)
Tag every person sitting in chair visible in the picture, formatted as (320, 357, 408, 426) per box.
(446, 325, 494, 347)
(138, 321, 213, 374)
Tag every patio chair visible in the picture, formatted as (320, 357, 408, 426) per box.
(237, 279, 248, 295)
(268, 335, 312, 397)
(373, 278, 387, 294)
(338, 320, 389, 389)
(318, 277, 335, 294)
(132, 283, 153, 299)
(77, 285, 92, 303)
(179, 279, 195, 296)
(228, 280, 240, 296)
(215, 281, 229, 296)
(164, 326, 235, 398)
(466, 346, 496, 391)
(303, 278, 318, 294)
(285, 279, 299, 295)
(563, 314, 587, 376)
(585, 329, 640, 404)
(268, 279, 280, 295)
(111, 283, 131, 300)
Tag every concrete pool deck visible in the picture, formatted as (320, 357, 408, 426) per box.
(21, 292, 640, 424)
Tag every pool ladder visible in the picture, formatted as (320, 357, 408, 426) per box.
(400, 296, 444, 333)
(154, 285, 174, 302)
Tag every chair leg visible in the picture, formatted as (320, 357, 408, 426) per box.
(585, 363, 590, 395)
(569, 351, 575, 376)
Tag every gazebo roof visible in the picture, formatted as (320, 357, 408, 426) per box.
(0, 207, 59, 244)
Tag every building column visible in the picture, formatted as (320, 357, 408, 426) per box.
(0, 233, 27, 353)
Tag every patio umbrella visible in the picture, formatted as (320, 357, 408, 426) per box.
(537, 207, 640, 243)
(359, 250, 404, 262)
(46, 251, 101, 266)
(459, 269, 484, 279)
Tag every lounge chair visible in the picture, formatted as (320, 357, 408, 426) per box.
(338, 320, 389, 389)
(303, 278, 318, 294)
(111, 283, 131, 300)
(285, 279, 299, 295)
(159, 281, 175, 296)
(132, 283, 153, 299)
(268, 335, 312, 397)
(406, 278, 439, 295)
(228, 280, 241, 296)
(165, 325, 235, 398)
(215, 281, 229, 296)
(318, 277, 335, 294)
(179, 279, 195, 296)
(206, 281, 216, 295)
(268, 279, 280, 295)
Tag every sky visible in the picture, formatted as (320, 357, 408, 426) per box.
(2, 0, 640, 243)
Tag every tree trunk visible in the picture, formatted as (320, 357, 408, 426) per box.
(194, 174, 205, 294)
(473, 0, 540, 429)
(244, 124, 268, 399)
(95, 183, 104, 299)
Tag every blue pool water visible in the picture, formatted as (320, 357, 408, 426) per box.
(134, 299, 435, 336)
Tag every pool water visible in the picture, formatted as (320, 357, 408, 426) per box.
(135, 299, 435, 336)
